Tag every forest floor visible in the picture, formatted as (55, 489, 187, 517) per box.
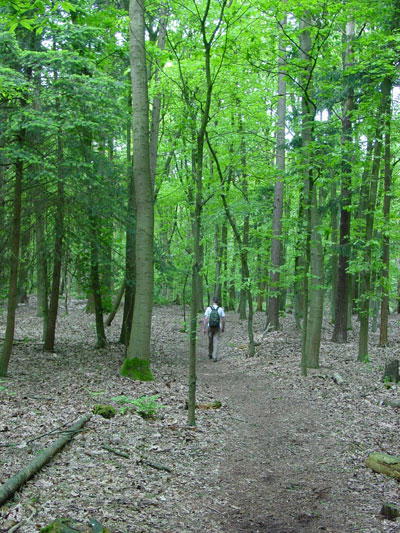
(0, 299, 399, 532)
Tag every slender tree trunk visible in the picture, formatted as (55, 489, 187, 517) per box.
(238, 118, 249, 320)
(305, 185, 324, 368)
(299, 15, 314, 374)
(120, 107, 136, 346)
(221, 222, 228, 306)
(358, 78, 391, 361)
(266, 12, 286, 331)
(125, 0, 154, 375)
(329, 170, 338, 323)
(332, 20, 354, 342)
(34, 187, 48, 338)
(17, 223, 30, 304)
(0, 150, 23, 377)
(214, 224, 223, 302)
(149, 10, 167, 190)
(107, 279, 126, 327)
(379, 87, 392, 346)
(44, 136, 64, 352)
(90, 217, 106, 349)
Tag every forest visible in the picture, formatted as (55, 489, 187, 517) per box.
(1, 0, 400, 531)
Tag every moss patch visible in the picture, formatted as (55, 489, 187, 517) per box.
(93, 404, 116, 419)
(121, 357, 154, 382)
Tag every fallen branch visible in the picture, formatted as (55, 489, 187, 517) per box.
(138, 458, 172, 473)
(383, 399, 400, 408)
(0, 413, 92, 507)
(102, 445, 129, 459)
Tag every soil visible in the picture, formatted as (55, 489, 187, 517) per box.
(0, 300, 399, 532)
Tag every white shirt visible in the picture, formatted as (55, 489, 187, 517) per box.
(205, 304, 225, 329)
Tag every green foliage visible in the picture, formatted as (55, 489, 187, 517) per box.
(93, 404, 116, 419)
(111, 394, 165, 419)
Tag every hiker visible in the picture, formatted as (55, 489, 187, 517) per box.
(203, 297, 225, 362)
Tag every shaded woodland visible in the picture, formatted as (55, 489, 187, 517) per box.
(1, 1, 400, 529)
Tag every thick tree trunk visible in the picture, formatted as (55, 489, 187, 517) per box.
(266, 13, 286, 331)
(125, 0, 154, 372)
(0, 153, 23, 377)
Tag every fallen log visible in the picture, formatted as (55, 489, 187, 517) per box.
(383, 399, 400, 408)
(0, 413, 92, 507)
(365, 452, 400, 481)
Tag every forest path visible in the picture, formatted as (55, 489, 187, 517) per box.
(0, 304, 398, 532)
(191, 318, 380, 533)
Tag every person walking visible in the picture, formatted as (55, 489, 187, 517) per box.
(203, 297, 225, 362)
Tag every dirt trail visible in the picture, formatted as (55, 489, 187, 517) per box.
(0, 303, 399, 532)
(191, 314, 399, 533)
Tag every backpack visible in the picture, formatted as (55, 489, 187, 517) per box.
(208, 306, 220, 328)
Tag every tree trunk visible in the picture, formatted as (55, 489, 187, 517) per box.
(124, 0, 155, 376)
(43, 135, 64, 352)
(358, 78, 391, 361)
(120, 107, 136, 346)
(34, 187, 48, 339)
(90, 215, 107, 349)
(299, 14, 314, 374)
(17, 223, 30, 304)
(106, 279, 126, 327)
(379, 87, 392, 347)
(331, 20, 354, 343)
(329, 173, 338, 324)
(266, 12, 286, 331)
(0, 149, 23, 377)
(305, 185, 324, 369)
(214, 224, 223, 302)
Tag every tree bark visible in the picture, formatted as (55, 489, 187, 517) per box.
(120, 98, 136, 346)
(305, 185, 324, 368)
(266, 12, 286, 331)
(125, 0, 154, 367)
(44, 135, 64, 352)
(0, 145, 24, 377)
(106, 279, 126, 327)
(332, 20, 354, 343)
(358, 78, 391, 361)
(33, 186, 48, 338)
(379, 87, 392, 346)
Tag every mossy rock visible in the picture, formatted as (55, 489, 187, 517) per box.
(365, 452, 400, 480)
(40, 518, 85, 532)
(121, 357, 154, 381)
(93, 404, 116, 419)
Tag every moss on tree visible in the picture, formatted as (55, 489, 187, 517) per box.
(121, 357, 154, 382)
